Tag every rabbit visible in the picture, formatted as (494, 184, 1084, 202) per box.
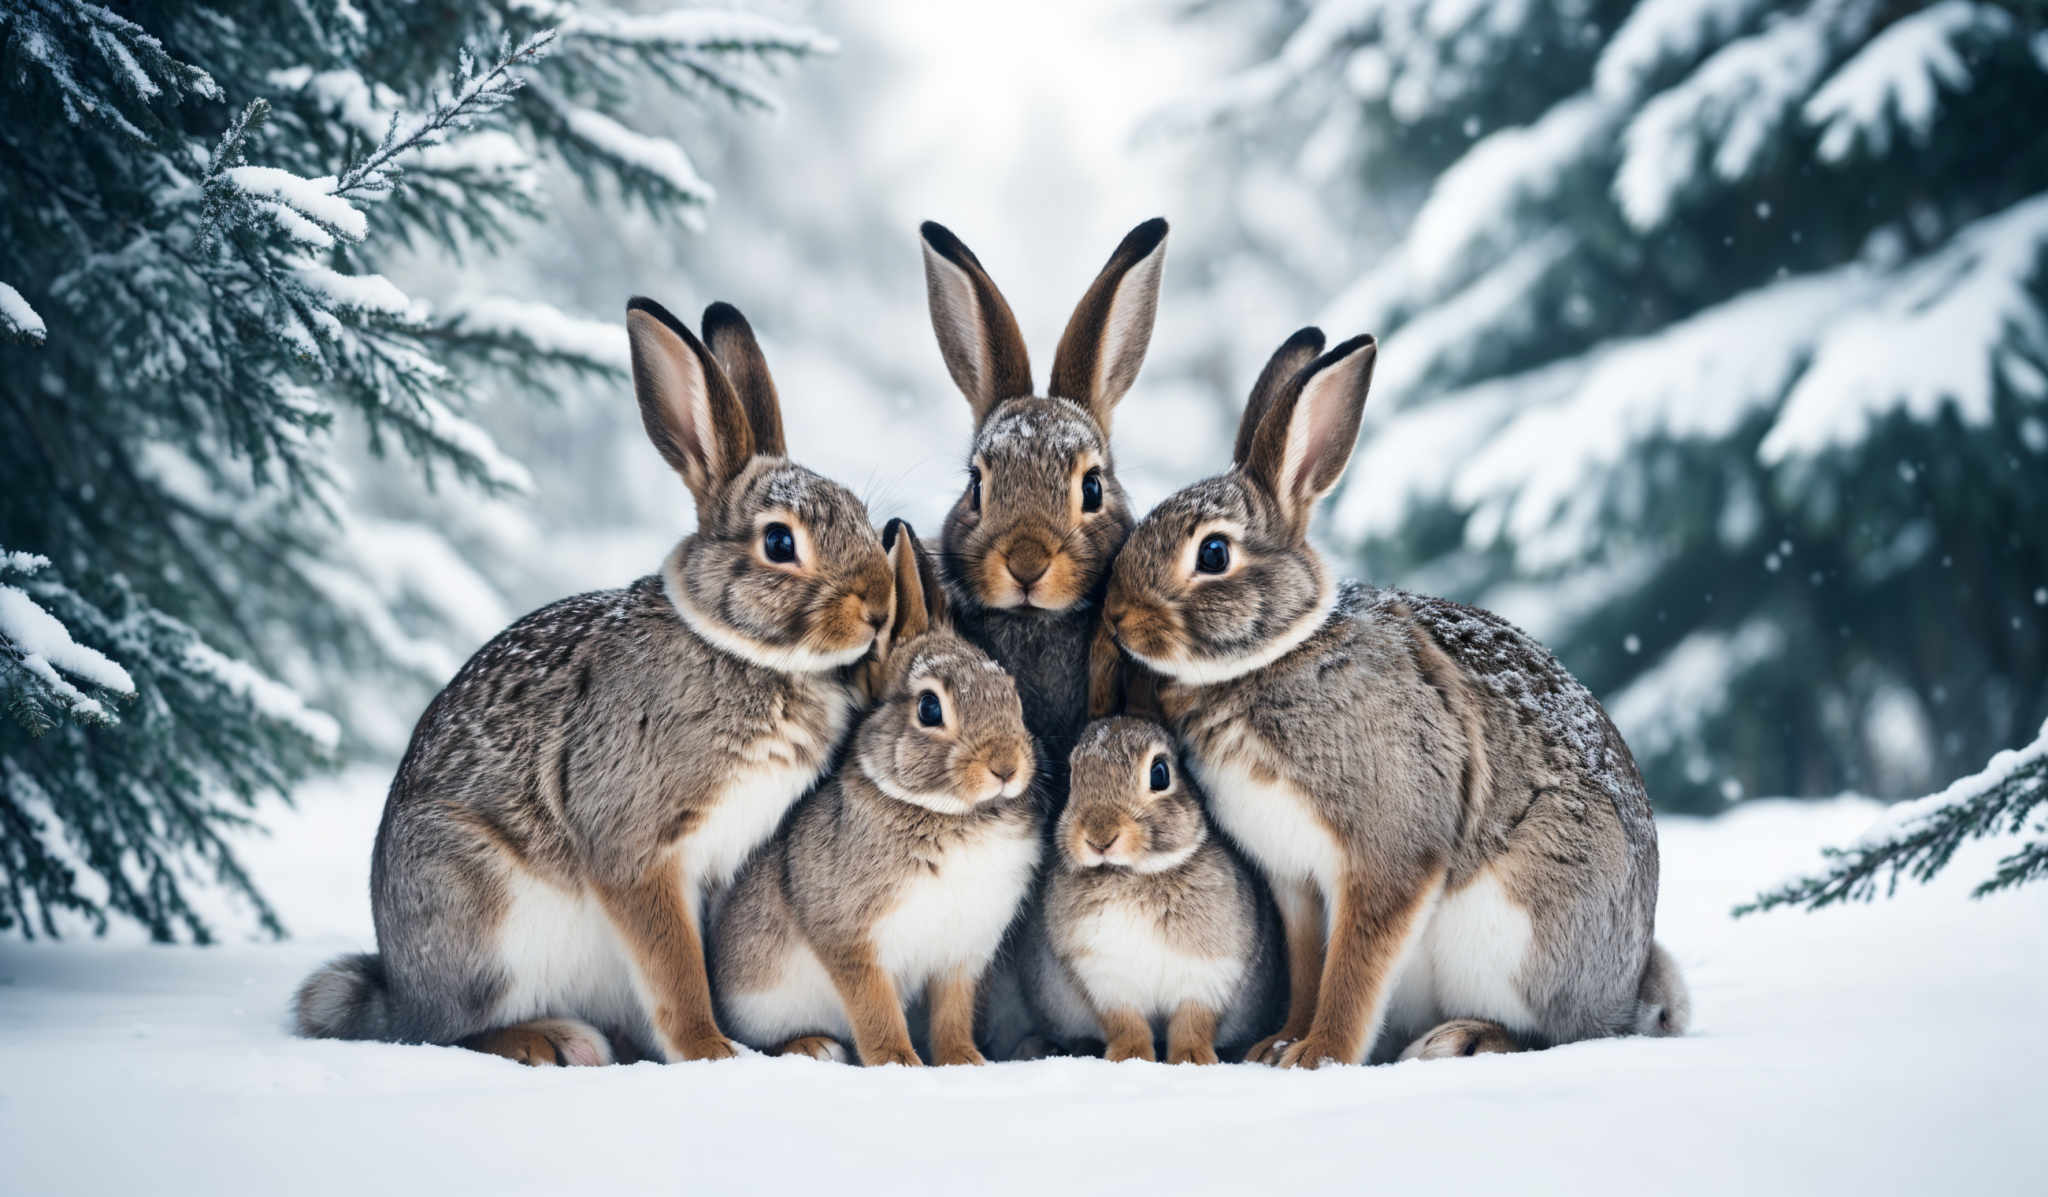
(1022, 716, 1283, 1064)
(918, 217, 1167, 790)
(292, 298, 894, 1067)
(1098, 326, 1690, 1069)
(710, 521, 1043, 1067)
(919, 218, 1168, 1058)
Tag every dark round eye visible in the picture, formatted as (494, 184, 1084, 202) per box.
(1080, 468, 1103, 513)
(1196, 534, 1230, 575)
(1149, 755, 1170, 792)
(917, 691, 944, 728)
(968, 467, 982, 512)
(762, 522, 797, 564)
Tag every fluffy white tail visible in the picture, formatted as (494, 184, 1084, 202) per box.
(1635, 940, 1691, 1036)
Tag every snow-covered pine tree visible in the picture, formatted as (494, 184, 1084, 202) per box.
(0, 1, 829, 940)
(1183, 0, 2048, 811)
(1740, 715, 2046, 910)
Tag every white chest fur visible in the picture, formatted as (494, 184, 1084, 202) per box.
(873, 825, 1041, 988)
(680, 683, 853, 915)
(1065, 906, 1245, 1020)
(1190, 730, 1343, 896)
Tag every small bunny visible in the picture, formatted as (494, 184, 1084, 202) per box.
(711, 522, 1042, 1066)
(1102, 328, 1690, 1069)
(293, 299, 893, 1066)
(1024, 717, 1282, 1064)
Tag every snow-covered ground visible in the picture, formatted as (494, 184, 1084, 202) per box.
(2, 771, 2041, 1196)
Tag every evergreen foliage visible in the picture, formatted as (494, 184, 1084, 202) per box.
(1739, 716, 2047, 911)
(1187, 0, 2048, 811)
(0, 0, 828, 940)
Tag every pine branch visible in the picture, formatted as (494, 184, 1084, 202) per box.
(1736, 728, 2048, 915)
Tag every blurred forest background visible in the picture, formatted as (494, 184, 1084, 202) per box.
(3, 0, 2045, 938)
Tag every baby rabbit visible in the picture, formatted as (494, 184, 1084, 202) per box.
(711, 522, 1042, 1066)
(1102, 328, 1690, 1069)
(918, 218, 1166, 787)
(1024, 718, 1281, 1064)
(293, 299, 892, 1067)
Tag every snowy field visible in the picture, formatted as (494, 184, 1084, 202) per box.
(2, 772, 2042, 1197)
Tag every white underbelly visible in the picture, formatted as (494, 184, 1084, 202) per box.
(489, 871, 645, 1035)
(1384, 868, 1538, 1042)
(1066, 907, 1245, 1022)
(873, 830, 1040, 989)
(721, 939, 851, 1048)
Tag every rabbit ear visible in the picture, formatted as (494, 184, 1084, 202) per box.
(881, 519, 947, 651)
(1244, 334, 1377, 534)
(1049, 218, 1168, 432)
(626, 297, 754, 506)
(701, 302, 786, 458)
(921, 221, 1033, 427)
(1234, 327, 1325, 467)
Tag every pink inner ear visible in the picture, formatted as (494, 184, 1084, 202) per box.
(1288, 376, 1349, 506)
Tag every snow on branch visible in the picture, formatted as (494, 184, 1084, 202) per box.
(1399, 93, 1616, 301)
(525, 78, 714, 212)
(1760, 192, 2048, 463)
(1739, 718, 2048, 913)
(429, 296, 629, 377)
(0, 553, 135, 730)
(1614, 1, 1851, 232)
(1803, 0, 2014, 164)
(0, 282, 47, 345)
(181, 639, 340, 752)
(332, 31, 554, 202)
(1596, 0, 1779, 101)
(1452, 263, 1881, 569)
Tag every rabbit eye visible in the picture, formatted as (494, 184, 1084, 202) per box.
(917, 691, 944, 728)
(1196, 534, 1230, 575)
(762, 522, 798, 564)
(968, 467, 982, 513)
(1149, 755, 1170, 792)
(1080, 468, 1103, 514)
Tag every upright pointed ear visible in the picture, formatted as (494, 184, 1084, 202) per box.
(1049, 217, 1169, 432)
(627, 297, 755, 506)
(921, 221, 1034, 427)
(881, 518, 947, 654)
(1244, 334, 1377, 534)
(1233, 326, 1325, 466)
(701, 302, 786, 458)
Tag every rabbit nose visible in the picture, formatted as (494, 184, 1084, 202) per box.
(1086, 831, 1117, 854)
(1007, 542, 1051, 586)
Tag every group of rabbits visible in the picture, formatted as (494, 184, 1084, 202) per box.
(294, 219, 1689, 1071)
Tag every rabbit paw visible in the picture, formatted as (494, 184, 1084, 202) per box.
(777, 1035, 850, 1063)
(1244, 1033, 1294, 1065)
(1276, 1034, 1351, 1070)
(935, 1044, 988, 1067)
(864, 1044, 924, 1067)
(465, 1018, 613, 1067)
(674, 1032, 741, 1062)
(1397, 1019, 1520, 1062)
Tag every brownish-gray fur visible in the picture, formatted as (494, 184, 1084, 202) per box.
(1106, 327, 1684, 1065)
(292, 298, 891, 1064)
(1023, 718, 1282, 1058)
